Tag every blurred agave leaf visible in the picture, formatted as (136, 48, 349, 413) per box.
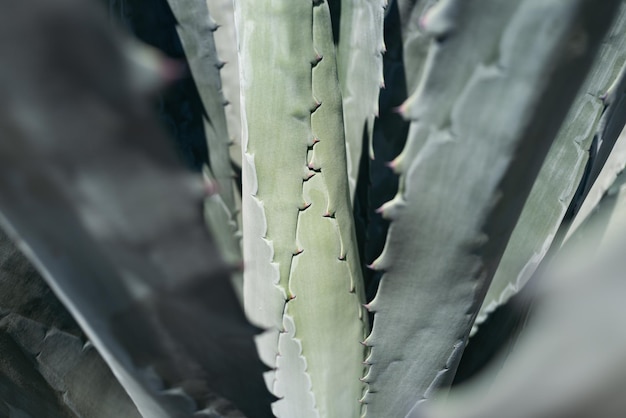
(474, 1, 626, 333)
(0, 0, 272, 417)
(336, 0, 385, 200)
(0, 231, 141, 418)
(412, 167, 626, 418)
(565, 126, 626, 240)
(362, 0, 620, 416)
(396, 0, 436, 93)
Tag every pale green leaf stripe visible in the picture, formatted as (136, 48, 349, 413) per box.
(337, 0, 385, 200)
(474, 1, 626, 332)
(362, 1, 619, 417)
(237, 1, 368, 416)
(167, 0, 236, 215)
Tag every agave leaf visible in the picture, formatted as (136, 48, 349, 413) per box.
(1, 314, 143, 418)
(0, 232, 141, 418)
(362, 1, 619, 416)
(167, 0, 237, 216)
(413, 170, 626, 418)
(0, 0, 272, 416)
(206, 0, 243, 169)
(565, 126, 626, 240)
(337, 0, 385, 200)
(396, 0, 436, 94)
(236, 0, 368, 416)
(474, 1, 626, 332)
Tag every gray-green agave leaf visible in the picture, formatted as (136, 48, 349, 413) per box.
(362, 0, 620, 416)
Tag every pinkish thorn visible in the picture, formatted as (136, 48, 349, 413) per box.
(203, 181, 219, 196)
(300, 202, 312, 211)
(311, 100, 322, 113)
(375, 205, 385, 215)
(366, 262, 377, 271)
(338, 254, 346, 261)
(419, 12, 429, 30)
(391, 104, 405, 114)
(293, 248, 304, 256)
(304, 171, 316, 181)
(287, 293, 296, 301)
(313, 137, 320, 144)
(362, 303, 371, 311)
(359, 340, 369, 347)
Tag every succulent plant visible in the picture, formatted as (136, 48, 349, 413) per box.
(1, 0, 626, 417)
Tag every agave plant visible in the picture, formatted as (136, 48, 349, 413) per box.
(1, 0, 626, 417)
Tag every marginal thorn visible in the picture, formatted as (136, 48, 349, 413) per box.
(338, 254, 346, 261)
(322, 211, 336, 218)
(311, 100, 322, 113)
(359, 340, 369, 347)
(385, 160, 397, 170)
(312, 53, 323, 66)
(293, 248, 304, 256)
(203, 180, 219, 196)
(216, 61, 226, 69)
(287, 293, 296, 301)
(304, 171, 316, 181)
(307, 162, 321, 172)
(308, 136, 320, 148)
(299, 202, 312, 211)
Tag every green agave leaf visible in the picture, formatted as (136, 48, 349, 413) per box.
(167, 0, 237, 216)
(337, 0, 385, 200)
(362, 1, 619, 416)
(414, 170, 626, 418)
(236, 0, 368, 416)
(474, 1, 626, 332)
(0, 1, 272, 416)
(207, 0, 243, 169)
